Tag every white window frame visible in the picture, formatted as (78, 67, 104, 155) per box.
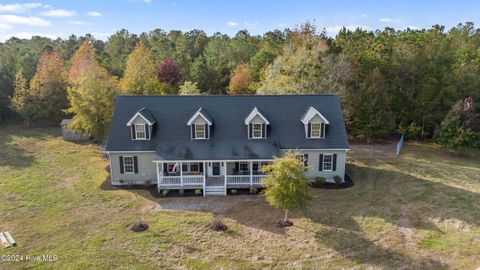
(239, 162, 249, 172)
(252, 123, 262, 138)
(323, 154, 333, 171)
(167, 162, 178, 173)
(195, 124, 206, 139)
(123, 156, 135, 174)
(134, 124, 147, 140)
(190, 162, 200, 172)
(310, 122, 321, 138)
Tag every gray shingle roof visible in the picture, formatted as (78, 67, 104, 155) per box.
(137, 107, 156, 124)
(106, 95, 349, 160)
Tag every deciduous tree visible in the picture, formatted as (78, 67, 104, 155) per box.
(261, 152, 312, 225)
(157, 58, 181, 85)
(121, 44, 161, 94)
(228, 62, 254, 95)
(179, 81, 201, 95)
(10, 70, 37, 126)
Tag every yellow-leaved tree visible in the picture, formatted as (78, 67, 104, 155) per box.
(121, 43, 162, 94)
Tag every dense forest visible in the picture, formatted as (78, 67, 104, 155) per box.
(1, 22, 479, 147)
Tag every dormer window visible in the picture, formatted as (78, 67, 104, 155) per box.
(195, 124, 206, 139)
(135, 124, 146, 139)
(245, 107, 269, 139)
(126, 108, 155, 141)
(252, 123, 263, 138)
(301, 106, 329, 139)
(187, 108, 212, 140)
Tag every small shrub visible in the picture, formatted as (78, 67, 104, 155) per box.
(194, 189, 202, 195)
(231, 189, 238, 194)
(314, 177, 326, 186)
(131, 220, 149, 232)
(161, 189, 169, 196)
(179, 189, 184, 195)
(250, 187, 258, 194)
(333, 175, 343, 185)
(143, 180, 152, 187)
(209, 217, 228, 231)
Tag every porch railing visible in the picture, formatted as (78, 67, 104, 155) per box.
(158, 175, 204, 186)
(226, 175, 266, 185)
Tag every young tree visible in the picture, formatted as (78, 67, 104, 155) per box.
(121, 44, 161, 94)
(179, 81, 201, 95)
(10, 70, 37, 126)
(29, 50, 68, 122)
(228, 62, 254, 95)
(435, 97, 480, 152)
(261, 152, 312, 225)
(67, 63, 119, 140)
(157, 58, 181, 85)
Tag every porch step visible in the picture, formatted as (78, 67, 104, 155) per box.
(204, 186, 226, 196)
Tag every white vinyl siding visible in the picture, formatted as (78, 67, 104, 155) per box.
(123, 156, 134, 174)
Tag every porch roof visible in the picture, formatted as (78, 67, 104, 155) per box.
(154, 139, 280, 161)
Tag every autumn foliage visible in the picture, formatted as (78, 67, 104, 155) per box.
(228, 62, 254, 95)
(157, 58, 181, 85)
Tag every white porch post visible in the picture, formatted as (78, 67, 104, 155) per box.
(203, 162, 206, 197)
(180, 162, 183, 187)
(223, 161, 227, 195)
(249, 161, 253, 186)
(156, 162, 160, 192)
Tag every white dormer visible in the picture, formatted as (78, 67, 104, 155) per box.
(126, 108, 155, 140)
(187, 108, 212, 140)
(301, 106, 329, 139)
(245, 107, 269, 139)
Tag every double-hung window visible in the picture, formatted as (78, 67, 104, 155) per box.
(239, 162, 249, 173)
(323, 154, 333, 171)
(252, 123, 262, 138)
(195, 124, 205, 139)
(123, 156, 134, 174)
(295, 154, 309, 171)
(135, 124, 146, 139)
(310, 123, 321, 138)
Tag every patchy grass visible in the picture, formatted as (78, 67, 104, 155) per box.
(0, 126, 479, 269)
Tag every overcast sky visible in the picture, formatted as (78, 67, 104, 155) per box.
(0, 0, 479, 41)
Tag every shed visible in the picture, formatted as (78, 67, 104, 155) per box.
(60, 119, 89, 141)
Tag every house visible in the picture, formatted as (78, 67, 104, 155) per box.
(60, 119, 89, 141)
(105, 95, 349, 196)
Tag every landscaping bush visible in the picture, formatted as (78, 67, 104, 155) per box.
(161, 189, 169, 196)
(231, 189, 238, 194)
(250, 187, 258, 194)
(333, 175, 343, 185)
(314, 177, 326, 186)
(131, 221, 149, 232)
(194, 189, 202, 195)
(209, 217, 228, 231)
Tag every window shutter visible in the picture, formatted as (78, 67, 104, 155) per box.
(145, 124, 150, 139)
(307, 123, 311, 138)
(333, 153, 337, 171)
(319, 154, 323, 171)
(262, 124, 266, 138)
(234, 162, 239, 173)
(249, 124, 253, 138)
(133, 156, 138, 173)
(199, 163, 204, 173)
(304, 154, 308, 167)
(119, 156, 124, 174)
(131, 125, 136, 139)
(191, 125, 196, 139)
(205, 124, 209, 139)
(163, 163, 167, 173)
(321, 123, 325, 138)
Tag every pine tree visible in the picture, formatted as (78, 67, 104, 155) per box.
(10, 70, 37, 126)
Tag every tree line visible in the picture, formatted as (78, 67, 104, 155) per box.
(0, 22, 479, 148)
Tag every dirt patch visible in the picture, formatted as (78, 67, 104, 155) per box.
(277, 219, 293, 227)
(209, 218, 228, 231)
(131, 222, 149, 232)
(397, 205, 415, 248)
(152, 195, 264, 213)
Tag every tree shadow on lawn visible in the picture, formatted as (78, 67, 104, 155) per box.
(306, 163, 480, 269)
(0, 126, 58, 168)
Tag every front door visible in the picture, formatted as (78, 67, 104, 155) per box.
(212, 162, 220, 176)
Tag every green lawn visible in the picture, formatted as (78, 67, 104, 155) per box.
(0, 125, 479, 269)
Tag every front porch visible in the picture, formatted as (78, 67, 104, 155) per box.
(154, 160, 272, 196)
